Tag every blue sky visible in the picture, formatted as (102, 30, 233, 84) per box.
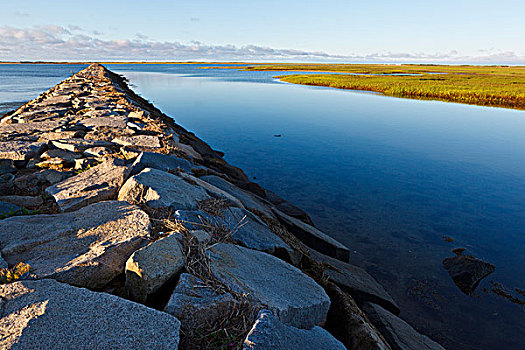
(1, 0, 524, 63)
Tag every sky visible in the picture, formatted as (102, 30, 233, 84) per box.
(1, 0, 524, 64)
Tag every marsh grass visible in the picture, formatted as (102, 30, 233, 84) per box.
(242, 64, 525, 110)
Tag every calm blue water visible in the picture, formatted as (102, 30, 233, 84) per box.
(1, 64, 524, 349)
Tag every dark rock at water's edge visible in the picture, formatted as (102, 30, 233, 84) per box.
(362, 302, 445, 350)
(443, 251, 495, 295)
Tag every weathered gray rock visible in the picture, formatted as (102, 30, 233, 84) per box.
(130, 151, 194, 175)
(126, 233, 185, 303)
(14, 169, 70, 196)
(0, 196, 43, 209)
(172, 140, 202, 160)
(46, 158, 130, 212)
(38, 130, 80, 141)
(0, 173, 15, 195)
(165, 273, 237, 327)
(50, 138, 114, 153)
(0, 159, 15, 175)
(0, 201, 150, 288)
(0, 119, 68, 135)
(112, 135, 161, 148)
(274, 208, 350, 262)
(443, 252, 495, 295)
(0, 141, 45, 160)
(178, 172, 245, 208)
(118, 168, 210, 210)
(40, 148, 82, 162)
(275, 201, 314, 226)
(0, 279, 180, 350)
(363, 302, 445, 350)
(81, 115, 128, 129)
(324, 283, 391, 350)
(243, 309, 346, 350)
(73, 158, 99, 171)
(207, 243, 330, 329)
(309, 248, 399, 314)
(83, 146, 112, 157)
(202, 175, 276, 220)
(175, 208, 297, 262)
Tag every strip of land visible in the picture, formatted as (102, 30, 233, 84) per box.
(243, 64, 525, 110)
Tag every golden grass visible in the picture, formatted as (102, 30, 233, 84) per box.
(240, 63, 525, 110)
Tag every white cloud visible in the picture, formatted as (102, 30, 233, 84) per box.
(0, 25, 523, 64)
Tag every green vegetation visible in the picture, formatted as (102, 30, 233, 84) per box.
(245, 64, 525, 110)
(0, 206, 36, 220)
(0, 262, 31, 284)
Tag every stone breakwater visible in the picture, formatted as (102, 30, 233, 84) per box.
(0, 64, 445, 350)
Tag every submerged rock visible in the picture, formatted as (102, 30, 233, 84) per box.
(243, 309, 346, 350)
(442, 252, 495, 295)
(0, 201, 150, 288)
(207, 243, 330, 329)
(202, 175, 276, 220)
(0, 279, 180, 350)
(309, 248, 399, 315)
(274, 208, 350, 262)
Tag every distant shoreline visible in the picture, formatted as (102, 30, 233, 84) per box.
(1, 61, 523, 67)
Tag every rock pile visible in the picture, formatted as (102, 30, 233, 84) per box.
(0, 64, 444, 349)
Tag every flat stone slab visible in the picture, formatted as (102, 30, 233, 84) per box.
(175, 208, 297, 262)
(0, 279, 180, 350)
(50, 138, 114, 153)
(309, 248, 399, 315)
(126, 233, 185, 303)
(46, 158, 131, 212)
(202, 175, 276, 220)
(243, 309, 346, 350)
(165, 273, 236, 328)
(130, 151, 194, 176)
(112, 135, 161, 148)
(0, 141, 45, 160)
(81, 115, 128, 129)
(0, 201, 150, 288)
(118, 168, 211, 210)
(363, 302, 445, 350)
(274, 208, 350, 262)
(0, 119, 68, 135)
(40, 149, 82, 162)
(207, 243, 330, 329)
